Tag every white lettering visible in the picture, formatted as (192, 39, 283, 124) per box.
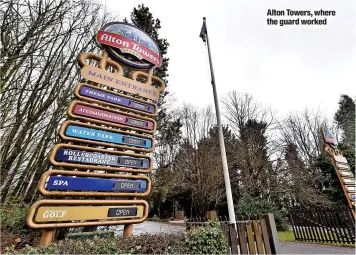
(43, 210, 67, 218)
(53, 180, 68, 186)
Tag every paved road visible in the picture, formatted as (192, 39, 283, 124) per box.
(280, 241, 355, 254)
(100, 221, 185, 236)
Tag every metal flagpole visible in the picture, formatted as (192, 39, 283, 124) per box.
(200, 17, 236, 225)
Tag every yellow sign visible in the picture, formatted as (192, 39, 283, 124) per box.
(27, 199, 149, 229)
(35, 205, 144, 222)
(81, 65, 161, 101)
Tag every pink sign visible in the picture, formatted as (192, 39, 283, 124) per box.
(97, 31, 162, 67)
(73, 104, 153, 130)
(322, 127, 337, 147)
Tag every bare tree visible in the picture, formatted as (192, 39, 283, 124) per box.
(278, 109, 327, 166)
(222, 91, 279, 201)
(222, 91, 275, 134)
(0, 0, 111, 202)
(273, 109, 331, 206)
(171, 105, 225, 217)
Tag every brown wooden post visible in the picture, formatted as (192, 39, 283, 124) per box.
(40, 229, 56, 246)
(123, 224, 134, 237)
(261, 213, 281, 254)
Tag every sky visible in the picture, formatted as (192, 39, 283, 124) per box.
(103, 0, 355, 121)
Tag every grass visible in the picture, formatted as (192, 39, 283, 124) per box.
(278, 231, 295, 242)
(278, 231, 355, 248)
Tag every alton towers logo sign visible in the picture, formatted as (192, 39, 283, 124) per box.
(97, 22, 163, 69)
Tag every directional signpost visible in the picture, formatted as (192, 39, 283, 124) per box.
(26, 21, 165, 245)
(68, 101, 156, 133)
(59, 121, 154, 152)
(38, 170, 151, 197)
(321, 127, 355, 216)
(74, 83, 157, 115)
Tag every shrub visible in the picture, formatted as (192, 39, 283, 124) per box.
(6, 233, 187, 254)
(0, 199, 30, 234)
(147, 217, 170, 222)
(6, 222, 228, 254)
(184, 221, 228, 254)
(6, 237, 118, 254)
(116, 233, 186, 254)
(235, 195, 289, 231)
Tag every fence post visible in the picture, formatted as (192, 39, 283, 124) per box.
(261, 213, 281, 254)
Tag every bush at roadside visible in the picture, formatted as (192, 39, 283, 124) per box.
(1, 199, 40, 253)
(5, 221, 227, 254)
(1, 199, 30, 234)
(185, 221, 228, 254)
(235, 195, 289, 231)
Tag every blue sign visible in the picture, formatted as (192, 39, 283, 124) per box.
(55, 148, 149, 169)
(65, 125, 152, 149)
(46, 176, 147, 192)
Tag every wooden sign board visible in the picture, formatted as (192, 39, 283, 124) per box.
(67, 101, 156, 133)
(339, 170, 353, 177)
(49, 144, 152, 173)
(81, 65, 162, 101)
(38, 170, 151, 197)
(26, 200, 148, 229)
(59, 121, 154, 152)
(343, 178, 355, 185)
(337, 163, 350, 170)
(346, 186, 355, 192)
(334, 155, 348, 164)
(74, 83, 157, 116)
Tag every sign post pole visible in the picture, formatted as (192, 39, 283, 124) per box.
(40, 229, 56, 246)
(123, 222, 134, 237)
(200, 17, 236, 226)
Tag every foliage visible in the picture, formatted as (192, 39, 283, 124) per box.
(6, 233, 184, 254)
(277, 231, 355, 248)
(277, 231, 295, 242)
(1, 199, 40, 254)
(314, 153, 345, 203)
(7, 223, 229, 254)
(235, 195, 289, 231)
(5, 237, 117, 254)
(0, 0, 111, 204)
(335, 95, 355, 148)
(184, 221, 228, 254)
(171, 105, 226, 218)
(147, 217, 170, 222)
(130, 4, 169, 86)
(128, 4, 182, 219)
(0, 200, 29, 234)
(315, 95, 355, 204)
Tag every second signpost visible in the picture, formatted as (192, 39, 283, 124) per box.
(26, 22, 165, 245)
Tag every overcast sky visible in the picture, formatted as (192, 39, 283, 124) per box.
(104, 0, 355, 121)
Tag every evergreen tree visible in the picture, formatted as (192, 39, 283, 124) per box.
(127, 5, 182, 217)
(335, 95, 355, 176)
(127, 4, 181, 138)
(235, 119, 273, 199)
(335, 95, 355, 148)
(314, 95, 355, 204)
(128, 4, 169, 109)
